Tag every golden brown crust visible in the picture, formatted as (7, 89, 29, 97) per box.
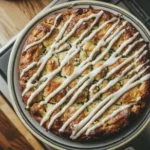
(19, 7, 150, 141)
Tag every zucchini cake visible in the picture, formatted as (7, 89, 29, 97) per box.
(19, 7, 150, 141)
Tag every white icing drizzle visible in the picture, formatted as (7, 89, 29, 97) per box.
(78, 20, 122, 69)
(113, 32, 139, 56)
(136, 60, 150, 71)
(80, 17, 117, 46)
(23, 11, 104, 103)
(70, 70, 150, 139)
(86, 97, 141, 135)
(60, 46, 146, 134)
(40, 18, 123, 126)
(20, 62, 37, 77)
(55, 15, 74, 41)
(59, 62, 133, 133)
(136, 50, 148, 62)
(22, 48, 54, 97)
(59, 45, 147, 136)
(22, 14, 75, 97)
(21, 10, 150, 139)
(127, 59, 149, 79)
(54, 11, 104, 49)
(26, 45, 82, 108)
(40, 75, 89, 126)
(105, 21, 127, 43)
(90, 37, 143, 92)
(48, 32, 141, 130)
(92, 29, 125, 65)
(74, 11, 104, 45)
(123, 38, 143, 56)
(54, 43, 70, 53)
(30, 12, 116, 108)
(90, 58, 149, 93)
(106, 45, 146, 78)
(23, 14, 62, 52)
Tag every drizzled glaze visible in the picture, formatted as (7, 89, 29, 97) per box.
(20, 62, 37, 77)
(47, 31, 141, 130)
(23, 14, 62, 52)
(20, 9, 150, 139)
(60, 44, 147, 135)
(40, 19, 125, 126)
(22, 11, 104, 107)
(86, 97, 141, 135)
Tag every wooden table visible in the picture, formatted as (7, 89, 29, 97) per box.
(0, 94, 45, 150)
(0, 0, 51, 149)
(0, 0, 50, 48)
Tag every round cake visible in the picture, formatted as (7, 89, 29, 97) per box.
(19, 7, 150, 141)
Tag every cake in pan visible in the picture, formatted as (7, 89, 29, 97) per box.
(19, 7, 150, 141)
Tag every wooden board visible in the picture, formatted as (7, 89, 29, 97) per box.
(0, 94, 45, 150)
(0, 0, 51, 48)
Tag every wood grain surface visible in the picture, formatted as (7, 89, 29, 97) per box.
(0, 94, 45, 150)
(0, 0, 51, 48)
